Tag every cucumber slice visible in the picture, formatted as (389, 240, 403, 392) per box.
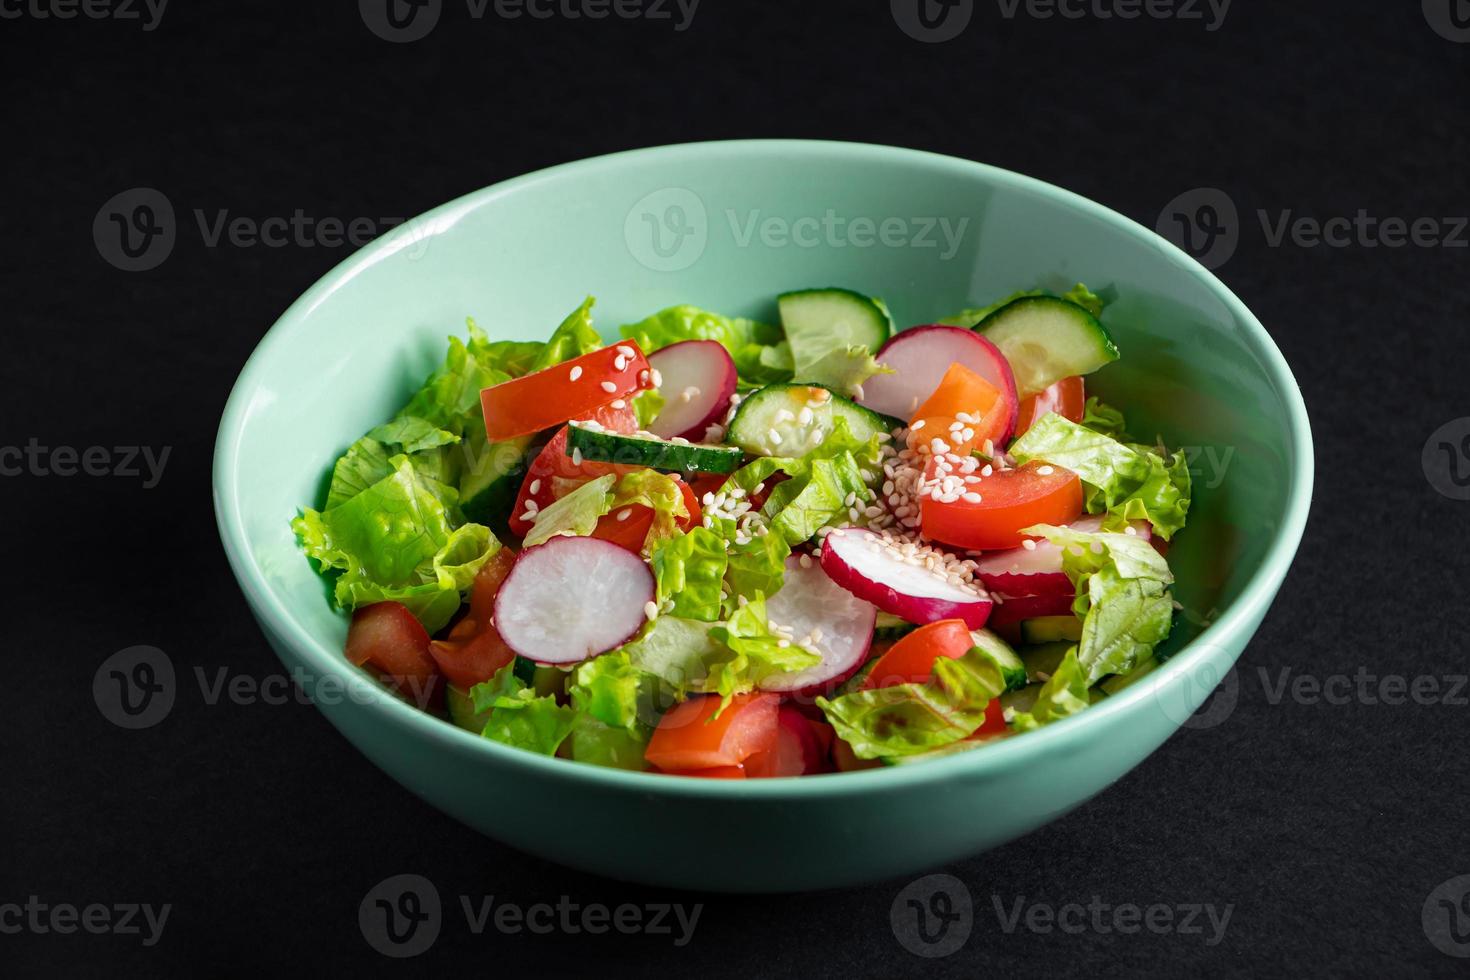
(874, 611, 917, 643)
(976, 296, 1119, 397)
(778, 288, 893, 371)
(446, 684, 491, 734)
(566, 422, 742, 474)
(459, 422, 533, 528)
(968, 628, 1028, 693)
(726, 383, 900, 457)
(1020, 641, 1073, 683)
(1020, 616, 1083, 644)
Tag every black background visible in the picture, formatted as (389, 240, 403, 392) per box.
(5, 0, 1469, 976)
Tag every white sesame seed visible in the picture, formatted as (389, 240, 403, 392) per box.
(1125, 526, 1139, 536)
(644, 601, 659, 620)
(616, 508, 632, 521)
(616, 345, 634, 359)
(911, 419, 927, 431)
(610, 399, 626, 409)
(1022, 539, 1038, 550)
(571, 447, 582, 465)
(569, 366, 583, 381)
(599, 380, 618, 393)
(651, 369, 663, 387)
(1037, 465, 1055, 476)
(528, 479, 541, 494)
(767, 429, 783, 445)
(613, 355, 628, 371)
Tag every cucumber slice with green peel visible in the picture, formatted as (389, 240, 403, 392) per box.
(969, 628, 1028, 693)
(976, 296, 1119, 397)
(726, 383, 901, 457)
(874, 611, 917, 643)
(1020, 641, 1073, 683)
(446, 684, 491, 734)
(566, 421, 742, 474)
(1020, 615, 1083, 644)
(778, 288, 893, 371)
(458, 425, 534, 527)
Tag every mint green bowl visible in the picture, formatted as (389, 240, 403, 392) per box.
(214, 141, 1311, 892)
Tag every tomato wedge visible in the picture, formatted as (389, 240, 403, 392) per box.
(664, 766, 747, 779)
(508, 400, 639, 537)
(428, 549, 519, 689)
(1016, 376, 1085, 436)
(644, 693, 780, 772)
(344, 601, 441, 702)
(590, 480, 702, 553)
(968, 699, 1008, 739)
(861, 619, 973, 689)
(481, 342, 653, 442)
(920, 459, 1083, 551)
(746, 707, 827, 778)
(909, 362, 1009, 455)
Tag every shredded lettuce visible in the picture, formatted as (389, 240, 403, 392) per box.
(470, 662, 579, 756)
(566, 652, 660, 770)
(618, 615, 720, 695)
(1010, 413, 1191, 540)
(817, 643, 1010, 758)
(293, 455, 500, 633)
(324, 417, 461, 510)
(704, 595, 820, 710)
(792, 344, 894, 400)
(523, 470, 688, 549)
(1080, 397, 1130, 440)
(723, 533, 791, 611)
(1023, 524, 1176, 685)
(649, 527, 728, 622)
(527, 296, 603, 373)
(398, 332, 508, 436)
(619, 305, 791, 386)
(1008, 648, 1091, 731)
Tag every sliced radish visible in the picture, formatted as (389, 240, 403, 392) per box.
(646, 340, 737, 441)
(819, 526, 993, 629)
(973, 514, 1151, 597)
(493, 536, 654, 665)
(758, 556, 877, 696)
(859, 326, 1019, 441)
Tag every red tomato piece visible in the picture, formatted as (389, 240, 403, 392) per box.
(1015, 376, 1086, 436)
(508, 401, 639, 537)
(861, 619, 973, 689)
(644, 693, 780, 772)
(428, 549, 520, 689)
(480, 343, 652, 442)
(746, 707, 825, 778)
(344, 601, 440, 701)
(663, 766, 747, 779)
(968, 699, 1009, 739)
(920, 460, 1083, 551)
(590, 480, 701, 554)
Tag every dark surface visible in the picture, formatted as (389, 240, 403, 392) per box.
(4, 0, 1468, 975)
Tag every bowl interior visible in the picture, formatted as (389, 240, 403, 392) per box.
(217, 140, 1309, 741)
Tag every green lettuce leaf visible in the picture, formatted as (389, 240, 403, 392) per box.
(324, 416, 462, 510)
(470, 663, 579, 756)
(705, 595, 820, 710)
(1080, 397, 1130, 440)
(620, 305, 791, 386)
(631, 387, 667, 429)
(792, 345, 894, 401)
(1008, 647, 1091, 731)
(566, 652, 659, 770)
(293, 455, 500, 633)
(523, 470, 689, 550)
(1022, 524, 1176, 684)
(723, 533, 792, 611)
(528, 297, 603, 373)
(649, 527, 729, 622)
(399, 333, 509, 436)
(465, 318, 546, 378)
(1010, 413, 1192, 539)
(817, 643, 1010, 758)
(618, 615, 720, 695)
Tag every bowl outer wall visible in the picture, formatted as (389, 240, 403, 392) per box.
(214, 140, 1313, 892)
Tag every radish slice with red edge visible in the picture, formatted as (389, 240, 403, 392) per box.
(858, 325, 1019, 440)
(973, 515, 1151, 597)
(819, 526, 993, 629)
(493, 536, 654, 665)
(646, 340, 737, 441)
(988, 591, 1076, 627)
(757, 555, 877, 697)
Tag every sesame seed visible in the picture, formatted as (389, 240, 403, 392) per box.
(911, 419, 927, 431)
(777, 639, 790, 648)
(644, 601, 659, 620)
(571, 447, 583, 465)
(767, 429, 783, 445)
(614, 355, 628, 371)
(651, 369, 663, 387)
(528, 479, 541, 494)
(1037, 465, 1055, 476)
(799, 554, 813, 568)
(616, 508, 632, 521)
(569, 366, 583, 381)
(610, 399, 626, 409)
(1125, 526, 1139, 536)
(639, 369, 650, 384)
(1021, 539, 1038, 550)
(599, 380, 617, 393)
(519, 510, 536, 522)
(798, 407, 814, 425)
(616, 345, 634, 359)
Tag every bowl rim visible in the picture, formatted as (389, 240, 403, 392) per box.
(213, 138, 1314, 798)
